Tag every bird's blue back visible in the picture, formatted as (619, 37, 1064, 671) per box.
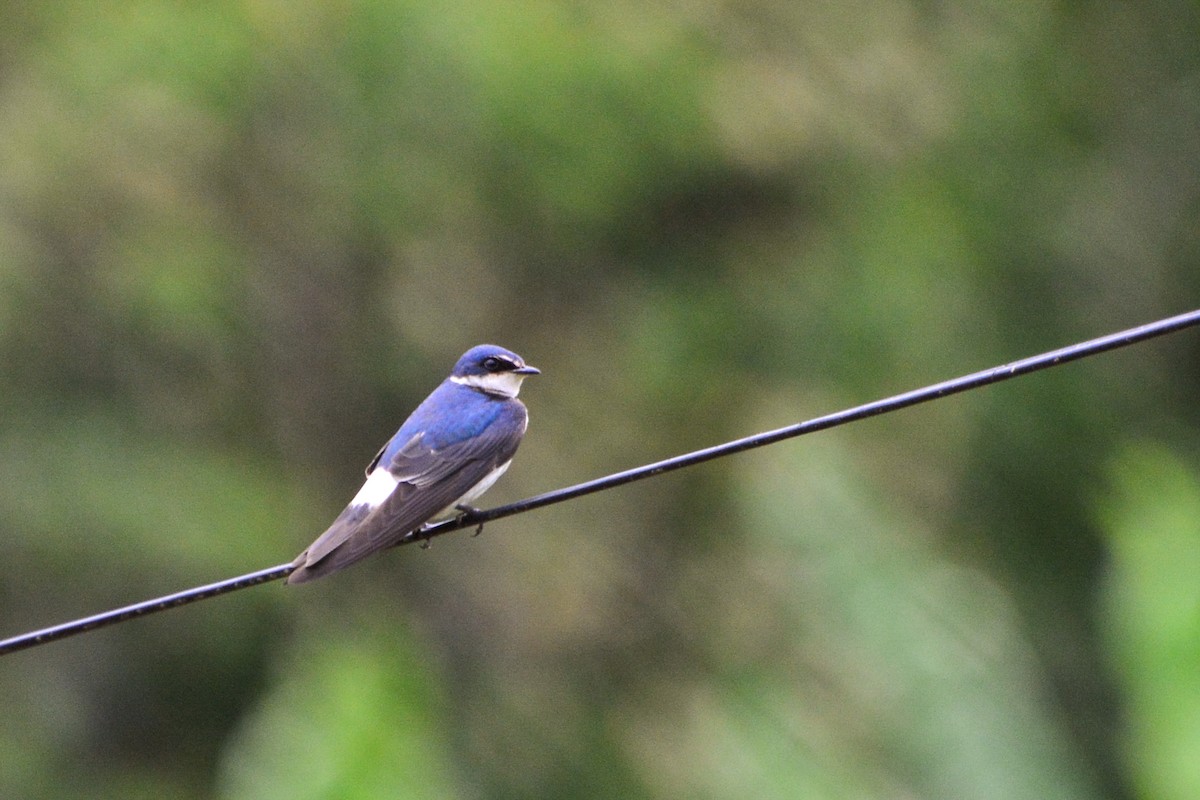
(379, 379, 515, 464)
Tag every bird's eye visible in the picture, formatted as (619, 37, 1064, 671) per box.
(483, 357, 503, 371)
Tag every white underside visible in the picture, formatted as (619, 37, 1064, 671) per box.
(432, 460, 516, 522)
(448, 460, 508, 510)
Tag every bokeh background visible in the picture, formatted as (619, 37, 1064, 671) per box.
(2, 2, 1199, 798)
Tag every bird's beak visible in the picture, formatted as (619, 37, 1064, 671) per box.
(514, 365, 541, 375)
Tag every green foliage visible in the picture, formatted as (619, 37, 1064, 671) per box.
(0, 1, 1197, 798)
(218, 625, 459, 800)
(724, 424, 1097, 800)
(1101, 445, 1200, 800)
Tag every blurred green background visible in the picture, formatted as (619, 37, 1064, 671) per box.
(1, 1, 1198, 798)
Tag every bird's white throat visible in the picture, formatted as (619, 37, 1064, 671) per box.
(450, 371, 528, 397)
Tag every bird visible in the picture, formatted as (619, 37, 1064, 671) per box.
(287, 344, 539, 584)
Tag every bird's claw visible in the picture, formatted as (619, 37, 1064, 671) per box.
(455, 504, 486, 536)
(416, 523, 434, 549)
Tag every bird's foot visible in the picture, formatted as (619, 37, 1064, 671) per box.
(455, 504, 486, 536)
(417, 524, 434, 550)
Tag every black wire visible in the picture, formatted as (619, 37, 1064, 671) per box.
(0, 565, 290, 655)
(2, 308, 1199, 656)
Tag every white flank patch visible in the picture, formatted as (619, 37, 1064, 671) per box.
(350, 468, 400, 508)
(450, 372, 528, 397)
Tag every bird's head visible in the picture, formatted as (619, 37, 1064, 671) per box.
(450, 344, 540, 397)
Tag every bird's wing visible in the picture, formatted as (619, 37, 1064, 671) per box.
(288, 405, 525, 583)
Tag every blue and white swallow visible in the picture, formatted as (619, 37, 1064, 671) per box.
(287, 344, 539, 584)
